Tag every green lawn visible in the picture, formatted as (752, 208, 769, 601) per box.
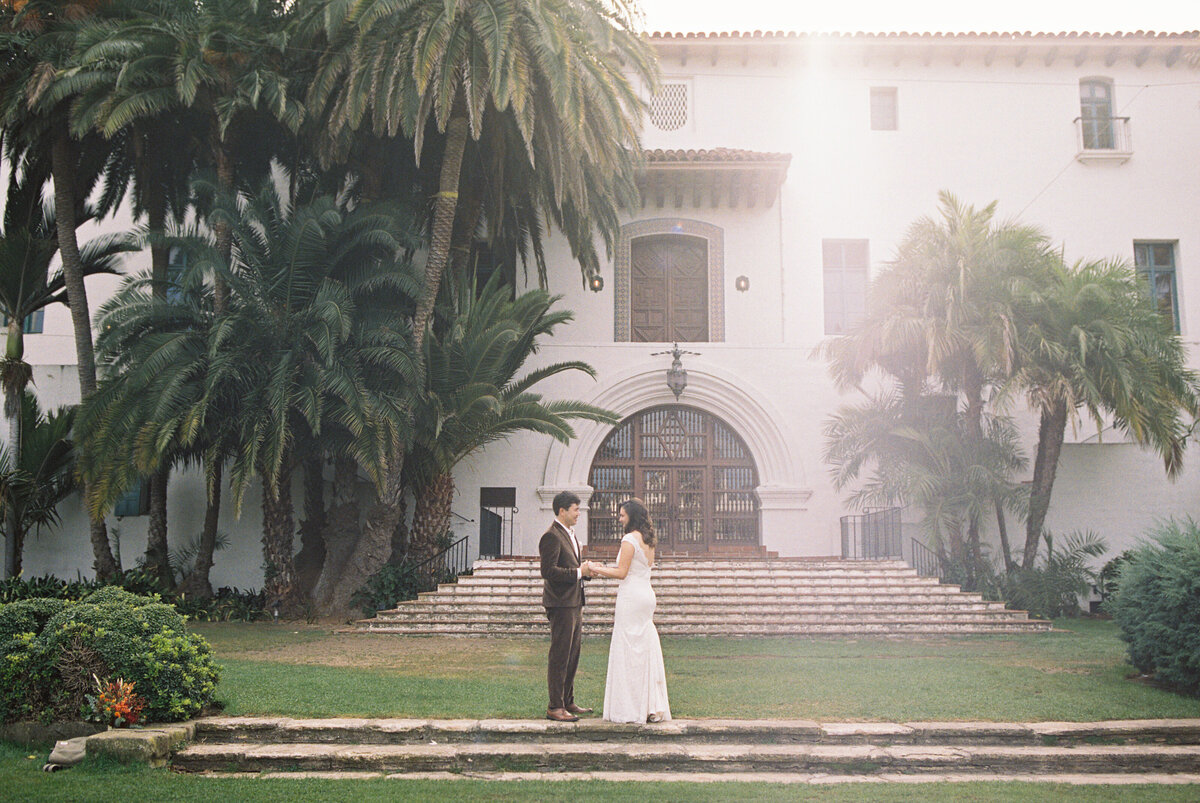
(6, 618, 1200, 801)
(195, 618, 1200, 722)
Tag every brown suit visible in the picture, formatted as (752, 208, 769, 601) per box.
(540, 520, 584, 711)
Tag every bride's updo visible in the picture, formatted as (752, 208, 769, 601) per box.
(620, 498, 656, 547)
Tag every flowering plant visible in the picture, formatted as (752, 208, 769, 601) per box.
(85, 674, 146, 728)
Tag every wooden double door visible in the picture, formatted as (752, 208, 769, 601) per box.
(588, 406, 759, 554)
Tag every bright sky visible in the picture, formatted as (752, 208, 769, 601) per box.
(637, 0, 1199, 36)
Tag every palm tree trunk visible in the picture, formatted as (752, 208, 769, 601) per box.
(312, 456, 363, 612)
(3, 321, 23, 580)
(995, 497, 1015, 574)
(261, 460, 299, 616)
(51, 119, 117, 580)
(212, 135, 234, 315)
(143, 469, 172, 588)
(294, 449, 326, 600)
(411, 472, 455, 565)
(1023, 399, 1069, 570)
(320, 444, 406, 618)
(411, 113, 469, 351)
(178, 458, 222, 598)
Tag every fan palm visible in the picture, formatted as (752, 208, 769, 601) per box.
(1013, 257, 1199, 569)
(404, 273, 617, 568)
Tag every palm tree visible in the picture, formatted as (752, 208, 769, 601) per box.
(301, 0, 655, 613)
(0, 170, 130, 577)
(0, 392, 77, 578)
(821, 192, 1055, 578)
(404, 274, 617, 567)
(0, 0, 132, 578)
(1013, 257, 1200, 569)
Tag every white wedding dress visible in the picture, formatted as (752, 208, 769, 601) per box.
(602, 533, 671, 723)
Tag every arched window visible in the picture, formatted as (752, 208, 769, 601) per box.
(631, 235, 708, 342)
(614, 219, 724, 342)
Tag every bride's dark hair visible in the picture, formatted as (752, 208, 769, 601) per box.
(620, 498, 656, 547)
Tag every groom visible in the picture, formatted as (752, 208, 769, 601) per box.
(540, 491, 594, 722)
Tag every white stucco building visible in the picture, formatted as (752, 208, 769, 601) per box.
(18, 30, 1200, 587)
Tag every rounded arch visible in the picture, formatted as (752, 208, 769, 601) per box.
(541, 360, 804, 495)
(615, 218, 724, 342)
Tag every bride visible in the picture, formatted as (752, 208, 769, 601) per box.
(585, 498, 671, 724)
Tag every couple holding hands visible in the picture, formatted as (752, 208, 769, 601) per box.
(539, 491, 671, 724)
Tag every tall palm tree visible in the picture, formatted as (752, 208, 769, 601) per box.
(0, 0, 131, 578)
(821, 192, 1055, 577)
(404, 274, 617, 567)
(0, 169, 130, 578)
(1013, 257, 1200, 569)
(302, 0, 655, 614)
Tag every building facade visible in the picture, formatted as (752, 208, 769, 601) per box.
(19, 31, 1200, 587)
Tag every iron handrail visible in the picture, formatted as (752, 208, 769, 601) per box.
(840, 507, 903, 560)
(910, 538, 943, 581)
(413, 535, 472, 586)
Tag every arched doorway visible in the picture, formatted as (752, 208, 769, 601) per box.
(588, 405, 760, 554)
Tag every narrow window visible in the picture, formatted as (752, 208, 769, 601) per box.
(823, 240, 869, 335)
(1134, 242, 1180, 332)
(1080, 79, 1115, 150)
(870, 87, 898, 131)
(479, 487, 516, 558)
(631, 234, 709, 342)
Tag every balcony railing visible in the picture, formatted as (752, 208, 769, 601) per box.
(1074, 116, 1132, 164)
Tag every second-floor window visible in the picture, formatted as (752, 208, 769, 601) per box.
(650, 81, 689, 132)
(1080, 79, 1115, 150)
(1134, 241, 1180, 332)
(823, 239, 869, 335)
(870, 87, 898, 131)
(631, 234, 708, 342)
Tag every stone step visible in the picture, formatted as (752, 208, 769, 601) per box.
(408, 591, 997, 606)
(383, 603, 1011, 618)
(354, 620, 1051, 636)
(188, 717, 1200, 748)
(370, 610, 1031, 625)
(174, 740, 1200, 775)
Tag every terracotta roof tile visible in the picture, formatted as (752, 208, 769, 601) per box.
(646, 30, 1200, 41)
(644, 148, 792, 163)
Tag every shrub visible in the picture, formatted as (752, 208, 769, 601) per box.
(352, 563, 431, 617)
(1107, 518, 1200, 696)
(0, 590, 219, 724)
(1002, 530, 1107, 619)
(0, 598, 69, 644)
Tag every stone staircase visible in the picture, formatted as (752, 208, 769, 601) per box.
(173, 716, 1200, 782)
(356, 558, 1051, 636)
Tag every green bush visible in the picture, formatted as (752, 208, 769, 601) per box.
(0, 590, 220, 724)
(1002, 530, 1106, 619)
(0, 598, 69, 644)
(1107, 519, 1200, 696)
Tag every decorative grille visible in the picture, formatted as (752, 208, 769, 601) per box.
(588, 406, 759, 552)
(650, 83, 688, 131)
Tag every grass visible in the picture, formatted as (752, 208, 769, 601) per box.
(194, 618, 1200, 722)
(5, 618, 1200, 800)
(3, 744, 1200, 803)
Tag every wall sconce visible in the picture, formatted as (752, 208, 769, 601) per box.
(589, 274, 604, 292)
(735, 275, 750, 292)
(652, 342, 700, 400)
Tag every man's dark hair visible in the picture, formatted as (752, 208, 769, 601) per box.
(553, 491, 581, 517)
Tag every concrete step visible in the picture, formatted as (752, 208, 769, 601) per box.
(381, 604, 1012, 619)
(370, 610, 1032, 625)
(188, 717, 1200, 747)
(405, 592, 999, 606)
(175, 740, 1200, 775)
(354, 620, 1052, 636)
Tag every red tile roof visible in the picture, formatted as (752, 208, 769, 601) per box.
(647, 30, 1199, 41)
(644, 148, 791, 163)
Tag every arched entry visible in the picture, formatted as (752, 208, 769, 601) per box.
(588, 405, 759, 554)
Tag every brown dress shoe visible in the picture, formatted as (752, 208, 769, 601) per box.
(546, 708, 579, 722)
(565, 703, 593, 715)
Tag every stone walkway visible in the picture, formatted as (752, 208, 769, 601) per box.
(173, 716, 1200, 784)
